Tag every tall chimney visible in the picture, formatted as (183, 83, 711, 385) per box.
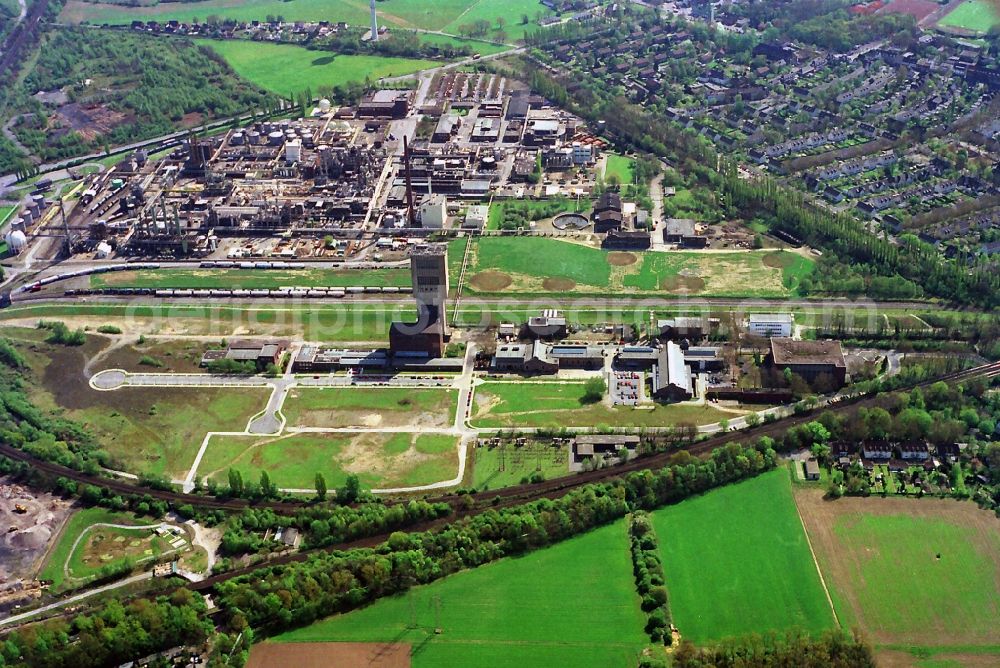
(370, 0, 379, 42)
(404, 135, 415, 227)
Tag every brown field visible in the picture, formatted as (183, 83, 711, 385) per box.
(877, 649, 1000, 668)
(247, 642, 410, 668)
(543, 277, 577, 291)
(606, 251, 638, 266)
(795, 489, 1000, 648)
(661, 275, 706, 292)
(469, 270, 512, 291)
(878, 0, 940, 21)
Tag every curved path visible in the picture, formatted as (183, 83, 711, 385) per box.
(61, 521, 180, 582)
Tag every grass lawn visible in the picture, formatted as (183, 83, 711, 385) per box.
(456, 237, 795, 297)
(11, 335, 269, 479)
(0, 205, 15, 227)
(199, 432, 459, 490)
(38, 507, 151, 589)
(195, 40, 438, 97)
(64, 0, 375, 27)
(270, 521, 648, 667)
(471, 381, 740, 429)
(651, 470, 836, 643)
(472, 441, 569, 490)
(0, 303, 416, 342)
(486, 198, 585, 230)
(938, 0, 999, 33)
(795, 491, 1000, 650)
(604, 153, 635, 185)
(90, 267, 411, 290)
(282, 387, 457, 429)
(415, 32, 511, 56)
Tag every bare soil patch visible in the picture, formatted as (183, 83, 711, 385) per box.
(0, 479, 73, 597)
(543, 277, 577, 291)
(877, 650, 1000, 668)
(607, 251, 638, 266)
(762, 251, 795, 269)
(469, 270, 512, 291)
(661, 275, 706, 292)
(248, 642, 411, 668)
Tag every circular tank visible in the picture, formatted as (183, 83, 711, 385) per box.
(318, 99, 331, 112)
(10, 218, 25, 233)
(4, 230, 26, 253)
(230, 132, 245, 146)
(248, 131, 261, 145)
(268, 131, 285, 146)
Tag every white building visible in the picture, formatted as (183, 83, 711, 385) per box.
(748, 313, 793, 338)
(464, 204, 489, 230)
(418, 194, 447, 229)
(572, 142, 594, 165)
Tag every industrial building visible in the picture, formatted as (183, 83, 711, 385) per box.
(389, 245, 450, 357)
(766, 338, 847, 387)
(748, 313, 794, 338)
(200, 340, 288, 371)
(651, 342, 694, 400)
(523, 310, 568, 339)
(492, 341, 604, 373)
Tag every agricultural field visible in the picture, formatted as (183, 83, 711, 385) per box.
(604, 153, 636, 184)
(472, 441, 569, 490)
(455, 237, 807, 297)
(795, 490, 1000, 657)
(90, 266, 412, 290)
(198, 432, 460, 490)
(282, 387, 458, 429)
(195, 40, 439, 97)
(416, 33, 511, 57)
(7, 332, 268, 478)
(270, 521, 648, 667)
(38, 507, 163, 589)
(652, 470, 836, 643)
(938, 0, 1000, 33)
(471, 381, 743, 429)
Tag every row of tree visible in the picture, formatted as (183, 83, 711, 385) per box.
(628, 511, 672, 645)
(215, 442, 778, 636)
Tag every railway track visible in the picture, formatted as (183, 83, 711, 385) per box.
(3, 361, 997, 521)
(182, 360, 1000, 593)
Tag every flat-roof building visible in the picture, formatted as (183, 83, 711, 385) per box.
(748, 313, 793, 338)
(767, 338, 847, 387)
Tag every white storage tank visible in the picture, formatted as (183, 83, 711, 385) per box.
(4, 230, 26, 254)
(318, 98, 331, 113)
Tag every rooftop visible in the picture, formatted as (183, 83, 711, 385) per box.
(770, 338, 846, 367)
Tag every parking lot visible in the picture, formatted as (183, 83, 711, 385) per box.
(611, 371, 643, 406)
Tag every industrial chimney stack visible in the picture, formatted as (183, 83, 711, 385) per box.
(370, 0, 379, 42)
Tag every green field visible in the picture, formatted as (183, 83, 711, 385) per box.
(604, 153, 635, 184)
(796, 492, 1000, 652)
(63, 0, 554, 41)
(282, 387, 457, 428)
(90, 267, 411, 290)
(651, 470, 836, 642)
(472, 441, 569, 490)
(39, 507, 153, 589)
(939, 0, 999, 33)
(471, 381, 740, 429)
(271, 521, 648, 667)
(199, 432, 459, 489)
(415, 32, 511, 56)
(456, 237, 806, 297)
(195, 40, 439, 97)
(0, 303, 418, 342)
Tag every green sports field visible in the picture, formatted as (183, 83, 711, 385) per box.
(938, 0, 999, 33)
(651, 469, 836, 642)
(471, 381, 740, 429)
(195, 40, 438, 97)
(270, 521, 648, 667)
(91, 267, 411, 290)
(198, 432, 459, 489)
(455, 237, 809, 297)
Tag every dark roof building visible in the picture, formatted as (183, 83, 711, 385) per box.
(767, 338, 847, 388)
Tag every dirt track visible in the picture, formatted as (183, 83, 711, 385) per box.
(247, 641, 411, 668)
